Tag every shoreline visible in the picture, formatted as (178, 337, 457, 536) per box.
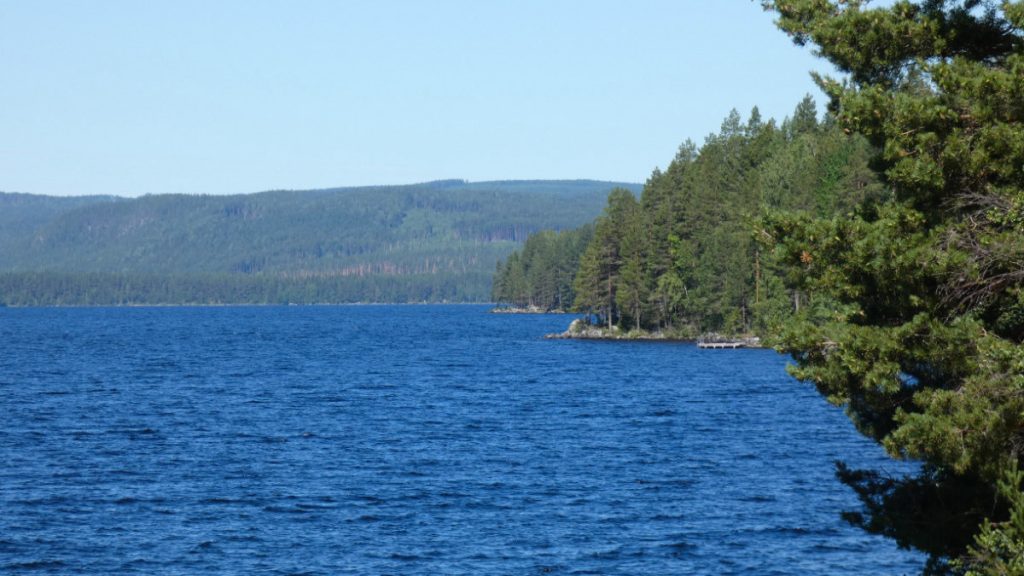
(544, 319, 692, 341)
(545, 318, 764, 347)
(490, 306, 570, 314)
(0, 301, 494, 310)
(545, 330, 694, 342)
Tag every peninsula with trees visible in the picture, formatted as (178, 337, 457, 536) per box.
(494, 1, 1024, 572)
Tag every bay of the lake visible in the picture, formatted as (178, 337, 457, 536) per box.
(1, 305, 924, 574)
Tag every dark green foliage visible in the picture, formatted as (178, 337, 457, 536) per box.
(960, 464, 1024, 574)
(503, 103, 882, 336)
(572, 188, 641, 328)
(761, 0, 1024, 571)
(0, 180, 640, 305)
(491, 224, 593, 311)
(616, 195, 650, 330)
(836, 462, 997, 566)
(0, 270, 494, 305)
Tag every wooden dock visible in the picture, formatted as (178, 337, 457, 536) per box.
(697, 341, 746, 349)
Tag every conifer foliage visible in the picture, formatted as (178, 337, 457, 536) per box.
(491, 224, 593, 311)
(494, 102, 882, 335)
(760, 0, 1024, 571)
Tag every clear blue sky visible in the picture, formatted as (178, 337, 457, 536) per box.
(0, 1, 835, 197)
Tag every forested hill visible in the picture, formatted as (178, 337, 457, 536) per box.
(0, 179, 639, 305)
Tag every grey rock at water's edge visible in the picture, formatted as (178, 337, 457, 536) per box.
(546, 319, 764, 347)
(546, 318, 674, 341)
(490, 305, 569, 314)
(696, 333, 763, 349)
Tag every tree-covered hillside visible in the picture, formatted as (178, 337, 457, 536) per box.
(0, 192, 121, 249)
(0, 180, 640, 305)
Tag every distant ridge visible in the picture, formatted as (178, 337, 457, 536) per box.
(0, 179, 641, 305)
(218, 179, 642, 201)
(1, 178, 637, 200)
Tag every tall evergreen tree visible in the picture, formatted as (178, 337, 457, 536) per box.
(616, 200, 651, 330)
(500, 104, 880, 337)
(571, 189, 637, 326)
(762, 1, 1024, 571)
(492, 225, 594, 311)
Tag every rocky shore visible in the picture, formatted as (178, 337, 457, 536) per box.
(545, 319, 764, 347)
(490, 305, 568, 314)
(545, 319, 686, 341)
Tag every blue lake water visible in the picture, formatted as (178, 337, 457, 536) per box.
(0, 305, 924, 574)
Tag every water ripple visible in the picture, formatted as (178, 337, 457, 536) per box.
(0, 305, 925, 574)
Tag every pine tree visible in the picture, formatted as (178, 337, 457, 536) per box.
(762, 0, 1024, 569)
(616, 201, 651, 330)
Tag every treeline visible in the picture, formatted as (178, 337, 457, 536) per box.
(491, 225, 593, 310)
(0, 271, 492, 306)
(495, 97, 883, 335)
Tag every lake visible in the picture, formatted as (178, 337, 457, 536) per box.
(0, 305, 924, 574)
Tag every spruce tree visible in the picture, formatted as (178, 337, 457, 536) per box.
(616, 201, 651, 330)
